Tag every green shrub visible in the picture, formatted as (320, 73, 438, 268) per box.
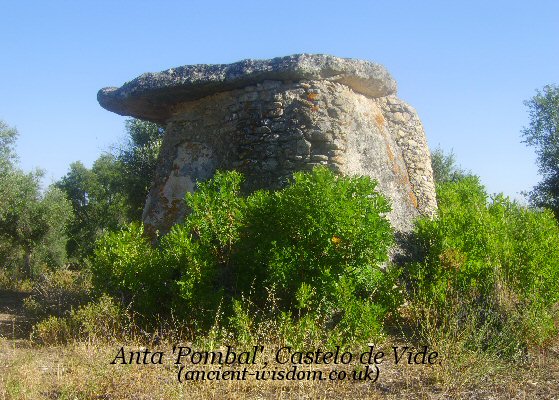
(92, 223, 174, 316)
(23, 268, 92, 319)
(405, 176, 559, 357)
(32, 294, 126, 344)
(33, 315, 74, 345)
(159, 170, 247, 323)
(233, 167, 395, 314)
(91, 167, 399, 343)
(0, 268, 32, 291)
(71, 294, 126, 340)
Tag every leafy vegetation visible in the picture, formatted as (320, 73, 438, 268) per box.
(23, 268, 92, 319)
(55, 119, 163, 261)
(117, 119, 164, 220)
(430, 146, 469, 183)
(91, 167, 399, 342)
(403, 176, 559, 357)
(0, 121, 72, 278)
(55, 156, 129, 261)
(522, 84, 559, 219)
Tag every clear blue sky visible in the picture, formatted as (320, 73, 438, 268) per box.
(2, 1, 558, 200)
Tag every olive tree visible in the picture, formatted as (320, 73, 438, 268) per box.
(0, 121, 72, 277)
(522, 85, 559, 218)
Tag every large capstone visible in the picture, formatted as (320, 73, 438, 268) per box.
(98, 54, 437, 237)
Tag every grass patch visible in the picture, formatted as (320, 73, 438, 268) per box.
(1, 334, 558, 399)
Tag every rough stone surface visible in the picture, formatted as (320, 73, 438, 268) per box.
(98, 54, 437, 237)
(377, 96, 438, 219)
(98, 54, 397, 124)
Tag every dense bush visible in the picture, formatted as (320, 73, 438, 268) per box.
(233, 168, 396, 311)
(92, 167, 399, 341)
(92, 223, 174, 316)
(32, 294, 126, 345)
(404, 176, 559, 357)
(23, 268, 92, 319)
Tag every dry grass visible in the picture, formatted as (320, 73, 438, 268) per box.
(1, 335, 558, 399)
(1, 288, 558, 399)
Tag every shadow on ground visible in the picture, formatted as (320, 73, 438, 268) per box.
(0, 290, 32, 339)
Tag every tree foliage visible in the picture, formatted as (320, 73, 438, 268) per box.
(116, 119, 164, 220)
(56, 119, 163, 260)
(430, 146, 468, 183)
(55, 156, 129, 260)
(0, 121, 72, 277)
(0, 120, 18, 172)
(522, 84, 559, 219)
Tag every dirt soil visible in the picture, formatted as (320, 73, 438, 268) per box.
(0, 290, 31, 339)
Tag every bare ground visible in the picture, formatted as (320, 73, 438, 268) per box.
(0, 290, 31, 340)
